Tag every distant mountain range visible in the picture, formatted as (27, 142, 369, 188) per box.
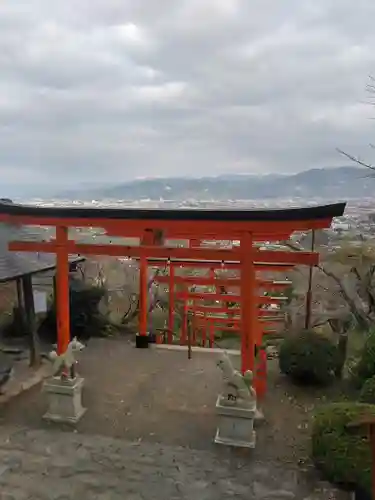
(58, 166, 373, 201)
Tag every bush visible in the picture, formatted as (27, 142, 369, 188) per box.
(279, 330, 338, 385)
(351, 329, 375, 388)
(359, 375, 375, 404)
(312, 402, 375, 494)
(39, 284, 108, 342)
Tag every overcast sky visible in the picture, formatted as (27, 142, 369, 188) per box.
(1, 1, 375, 194)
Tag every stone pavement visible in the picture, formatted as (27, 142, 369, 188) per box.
(0, 426, 348, 500)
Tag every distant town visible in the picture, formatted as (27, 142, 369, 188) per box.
(20, 195, 373, 254)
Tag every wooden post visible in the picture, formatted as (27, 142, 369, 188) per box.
(241, 232, 256, 373)
(22, 275, 41, 367)
(202, 311, 207, 347)
(192, 305, 197, 345)
(168, 264, 174, 343)
(187, 311, 192, 359)
(16, 277, 24, 310)
(139, 255, 148, 337)
(209, 322, 214, 348)
(56, 226, 70, 355)
(181, 288, 188, 345)
(16, 277, 27, 329)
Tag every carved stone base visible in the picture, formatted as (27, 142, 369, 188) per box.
(214, 395, 256, 448)
(43, 376, 86, 424)
(254, 407, 265, 425)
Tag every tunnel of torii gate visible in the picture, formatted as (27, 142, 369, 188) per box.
(0, 201, 346, 374)
(154, 269, 291, 348)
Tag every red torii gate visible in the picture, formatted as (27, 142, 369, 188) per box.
(150, 259, 294, 345)
(0, 201, 345, 373)
(154, 272, 288, 345)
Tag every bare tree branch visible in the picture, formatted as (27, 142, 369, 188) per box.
(282, 239, 372, 331)
(336, 148, 375, 173)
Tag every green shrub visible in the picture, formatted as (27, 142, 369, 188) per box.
(351, 329, 375, 387)
(359, 375, 375, 404)
(312, 402, 375, 494)
(39, 284, 108, 342)
(279, 330, 338, 385)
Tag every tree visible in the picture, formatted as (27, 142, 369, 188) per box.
(285, 238, 375, 329)
(284, 236, 375, 376)
(80, 257, 170, 328)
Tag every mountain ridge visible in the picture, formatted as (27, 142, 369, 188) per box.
(58, 166, 371, 201)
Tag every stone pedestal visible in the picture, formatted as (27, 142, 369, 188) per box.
(214, 395, 256, 448)
(43, 376, 86, 424)
(254, 407, 265, 425)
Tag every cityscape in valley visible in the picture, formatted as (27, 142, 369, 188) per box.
(21, 165, 375, 247)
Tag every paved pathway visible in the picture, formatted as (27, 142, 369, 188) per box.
(0, 426, 348, 500)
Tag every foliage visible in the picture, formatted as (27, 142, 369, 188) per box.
(285, 239, 375, 334)
(39, 284, 108, 342)
(148, 307, 168, 330)
(81, 258, 170, 327)
(279, 330, 338, 385)
(359, 375, 375, 404)
(350, 329, 375, 388)
(312, 402, 375, 494)
(281, 237, 375, 383)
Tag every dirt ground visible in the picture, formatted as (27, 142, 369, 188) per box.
(0, 337, 349, 469)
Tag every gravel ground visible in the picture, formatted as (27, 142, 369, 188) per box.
(0, 337, 351, 499)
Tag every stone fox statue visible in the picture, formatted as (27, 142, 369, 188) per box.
(216, 351, 256, 405)
(49, 337, 85, 380)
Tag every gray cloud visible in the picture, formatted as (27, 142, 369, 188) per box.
(0, 0, 374, 194)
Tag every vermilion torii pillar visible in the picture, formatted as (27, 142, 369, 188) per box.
(240, 232, 258, 372)
(138, 255, 148, 339)
(55, 226, 70, 354)
(167, 263, 174, 343)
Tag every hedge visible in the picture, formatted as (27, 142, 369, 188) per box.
(312, 402, 375, 494)
(279, 330, 338, 385)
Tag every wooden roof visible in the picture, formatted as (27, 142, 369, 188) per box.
(0, 201, 346, 222)
(0, 222, 83, 283)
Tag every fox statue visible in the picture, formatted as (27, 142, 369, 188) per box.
(48, 337, 85, 380)
(216, 350, 256, 405)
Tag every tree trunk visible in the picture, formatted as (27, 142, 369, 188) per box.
(322, 268, 372, 331)
(327, 318, 350, 379)
(335, 333, 349, 379)
(22, 275, 41, 367)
